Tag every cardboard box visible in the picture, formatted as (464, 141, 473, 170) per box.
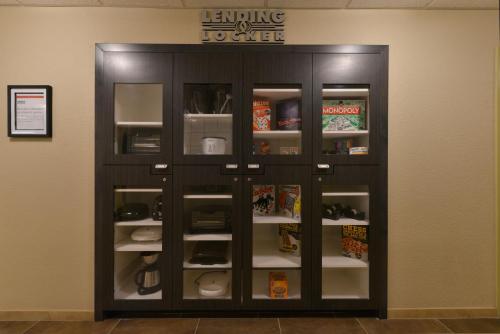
(269, 272, 288, 299)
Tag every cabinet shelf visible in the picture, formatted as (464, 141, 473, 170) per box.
(253, 88, 301, 100)
(253, 216, 300, 224)
(253, 241, 301, 268)
(322, 130, 369, 138)
(115, 218, 162, 227)
(183, 194, 232, 199)
(183, 233, 232, 241)
(114, 239, 162, 252)
(115, 188, 162, 193)
(184, 114, 232, 120)
(322, 218, 369, 226)
(253, 130, 301, 139)
(322, 192, 369, 197)
(115, 121, 162, 128)
(322, 88, 369, 97)
(322, 255, 368, 268)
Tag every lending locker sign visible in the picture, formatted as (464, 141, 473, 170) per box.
(201, 9, 285, 44)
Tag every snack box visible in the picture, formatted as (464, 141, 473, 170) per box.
(278, 223, 302, 256)
(269, 272, 288, 299)
(252, 185, 275, 216)
(253, 99, 271, 131)
(322, 99, 366, 131)
(278, 185, 301, 219)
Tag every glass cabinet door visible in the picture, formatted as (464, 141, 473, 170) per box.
(312, 166, 380, 310)
(244, 53, 312, 167)
(313, 53, 385, 167)
(243, 166, 311, 308)
(173, 53, 242, 168)
(102, 166, 171, 310)
(101, 52, 173, 167)
(173, 166, 240, 309)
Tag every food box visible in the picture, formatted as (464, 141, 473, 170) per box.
(252, 185, 275, 216)
(278, 223, 301, 256)
(276, 99, 301, 130)
(278, 185, 301, 219)
(253, 99, 271, 131)
(322, 99, 366, 131)
(269, 272, 288, 299)
(342, 225, 368, 262)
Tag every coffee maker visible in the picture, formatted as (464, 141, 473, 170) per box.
(134, 252, 161, 295)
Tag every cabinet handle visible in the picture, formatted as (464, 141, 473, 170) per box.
(154, 164, 168, 169)
(317, 164, 330, 169)
(225, 164, 238, 169)
(247, 164, 260, 169)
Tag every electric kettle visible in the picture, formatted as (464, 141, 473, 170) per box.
(135, 252, 161, 295)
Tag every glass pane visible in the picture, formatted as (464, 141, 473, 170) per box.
(182, 185, 233, 300)
(114, 84, 163, 155)
(322, 86, 369, 156)
(321, 185, 369, 299)
(253, 87, 302, 155)
(183, 84, 233, 155)
(252, 184, 302, 299)
(114, 187, 163, 300)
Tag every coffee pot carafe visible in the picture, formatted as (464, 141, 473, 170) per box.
(134, 252, 161, 295)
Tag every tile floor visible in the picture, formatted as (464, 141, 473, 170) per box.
(1, 317, 500, 334)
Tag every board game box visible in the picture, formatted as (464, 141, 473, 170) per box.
(253, 99, 271, 131)
(278, 223, 301, 256)
(278, 185, 301, 220)
(252, 185, 275, 216)
(341, 225, 368, 261)
(322, 99, 367, 131)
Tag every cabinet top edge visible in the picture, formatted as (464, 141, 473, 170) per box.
(95, 43, 388, 54)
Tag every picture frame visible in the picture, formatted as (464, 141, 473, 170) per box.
(8, 85, 52, 137)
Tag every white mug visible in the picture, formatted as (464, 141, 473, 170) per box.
(201, 137, 226, 155)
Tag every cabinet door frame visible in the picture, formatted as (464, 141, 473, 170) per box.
(311, 166, 386, 316)
(242, 52, 313, 168)
(98, 165, 172, 312)
(242, 166, 312, 310)
(172, 166, 242, 310)
(312, 49, 388, 168)
(172, 52, 243, 169)
(97, 48, 173, 171)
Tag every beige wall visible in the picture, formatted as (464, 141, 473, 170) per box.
(0, 7, 497, 314)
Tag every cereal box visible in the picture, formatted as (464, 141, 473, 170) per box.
(253, 99, 271, 131)
(322, 99, 366, 131)
(341, 225, 368, 262)
(252, 185, 275, 216)
(269, 272, 288, 299)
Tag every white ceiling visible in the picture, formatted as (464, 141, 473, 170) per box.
(0, 0, 498, 9)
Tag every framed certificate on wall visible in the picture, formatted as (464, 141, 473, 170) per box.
(8, 85, 52, 137)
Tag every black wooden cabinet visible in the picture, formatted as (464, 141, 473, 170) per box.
(95, 44, 388, 320)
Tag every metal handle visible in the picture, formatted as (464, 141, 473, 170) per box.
(247, 164, 260, 169)
(225, 164, 238, 169)
(317, 164, 330, 169)
(154, 164, 168, 169)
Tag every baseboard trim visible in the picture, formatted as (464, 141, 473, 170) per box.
(0, 308, 496, 321)
(0, 311, 93, 321)
(388, 308, 498, 319)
